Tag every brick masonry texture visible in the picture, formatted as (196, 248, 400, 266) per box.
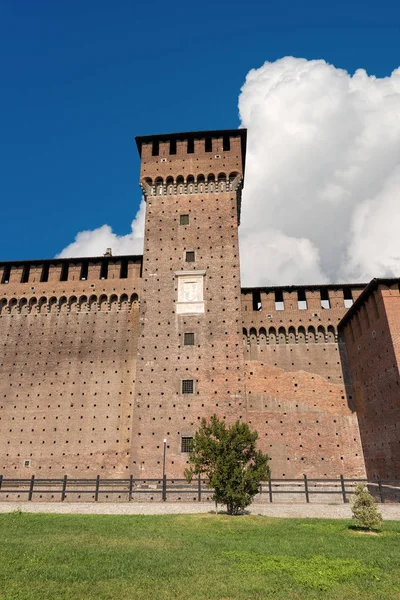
(341, 283, 400, 479)
(0, 128, 399, 482)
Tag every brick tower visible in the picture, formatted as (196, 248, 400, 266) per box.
(131, 129, 247, 477)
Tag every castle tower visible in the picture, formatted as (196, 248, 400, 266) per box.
(131, 129, 247, 477)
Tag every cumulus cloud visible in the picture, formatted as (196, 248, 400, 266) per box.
(58, 57, 400, 285)
(239, 57, 400, 285)
(57, 200, 146, 259)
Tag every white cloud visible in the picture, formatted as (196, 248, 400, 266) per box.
(58, 57, 400, 286)
(239, 57, 400, 285)
(56, 200, 145, 259)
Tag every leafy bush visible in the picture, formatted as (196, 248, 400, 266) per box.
(351, 483, 383, 530)
(185, 415, 270, 515)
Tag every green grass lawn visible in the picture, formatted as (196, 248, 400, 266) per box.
(0, 512, 399, 599)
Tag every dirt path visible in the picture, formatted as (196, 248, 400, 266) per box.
(1, 502, 399, 519)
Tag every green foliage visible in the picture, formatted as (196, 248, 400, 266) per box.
(184, 414, 270, 515)
(351, 483, 383, 530)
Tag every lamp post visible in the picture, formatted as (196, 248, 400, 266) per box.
(162, 439, 167, 501)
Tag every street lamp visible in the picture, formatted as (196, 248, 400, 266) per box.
(162, 439, 167, 501)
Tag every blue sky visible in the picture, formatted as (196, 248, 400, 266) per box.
(1, 0, 399, 262)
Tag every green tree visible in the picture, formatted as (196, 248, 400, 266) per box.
(185, 415, 270, 515)
(351, 483, 383, 530)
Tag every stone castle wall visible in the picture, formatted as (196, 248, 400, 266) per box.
(0, 257, 141, 477)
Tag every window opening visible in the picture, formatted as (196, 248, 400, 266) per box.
(181, 436, 193, 453)
(100, 260, 108, 280)
(152, 139, 159, 156)
(223, 135, 230, 151)
(180, 214, 189, 225)
(275, 290, 284, 311)
(40, 263, 49, 283)
(169, 139, 176, 155)
(205, 137, 212, 152)
(185, 251, 195, 263)
(1, 264, 11, 284)
(320, 288, 331, 309)
(120, 259, 128, 279)
(80, 261, 88, 281)
(297, 289, 307, 310)
(182, 379, 194, 394)
(187, 137, 194, 154)
(184, 333, 195, 346)
(21, 264, 30, 283)
(343, 287, 353, 308)
(252, 290, 262, 311)
(60, 262, 69, 282)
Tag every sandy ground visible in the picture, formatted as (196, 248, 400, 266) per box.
(0, 502, 399, 519)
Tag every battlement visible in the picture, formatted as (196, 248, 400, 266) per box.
(135, 129, 246, 188)
(0, 255, 142, 286)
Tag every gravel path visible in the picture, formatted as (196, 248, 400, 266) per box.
(1, 502, 399, 519)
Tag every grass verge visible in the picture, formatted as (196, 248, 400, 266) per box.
(0, 512, 399, 599)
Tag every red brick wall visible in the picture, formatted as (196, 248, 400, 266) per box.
(242, 287, 367, 478)
(0, 258, 141, 477)
(342, 283, 400, 479)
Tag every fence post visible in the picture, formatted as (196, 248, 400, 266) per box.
(197, 473, 202, 502)
(0, 474, 3, 491)
(28, 474, 35, 501)
(95, 475, 100, 502)
(129, 475, 134, 502)
(377, 476, 384, 503)
(340, 474, 347, 503)
(268, 474, 273, 503)
(162, 474, 167, 502)
(61, 474, 67, 502)
(303, 474, 310, 503)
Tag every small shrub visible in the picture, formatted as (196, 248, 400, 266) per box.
(351, 483, 383, 530)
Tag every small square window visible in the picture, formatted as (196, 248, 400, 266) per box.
(24, 459, 31, 468)
(184, 333, 195, 346)
(180, 214, 189, 225)
(181, 437, 193, 453)
(182, 379, 194, 394)
(185, 251, 195, 263)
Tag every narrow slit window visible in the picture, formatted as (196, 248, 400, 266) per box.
(252, 291, 262, 311)
(182, 379, 194, 394)
(40, 263, 49, 283)
(275, 290, 284, 311)
(120, 259, 128, 279)
(80, 261, 88, 281)
(185, 251, 195, 263)
(343, 287, 353, 308)
(181, 436, 193, 453)
(297, 289, 307, 310)
(205, 137, 212, 152)
(170, 139, 177, 155)
(320, 288, 331, 309)
(180, 214, 189, 225)
(1, 264, 11, 284)
(152, 139, 159, 156)
(223, 135, 230, 151)
(100, 260, 108, 280)
(184, 332, 195, 346)
(21, 264, 30, 283)
(60, 262, 69, 282)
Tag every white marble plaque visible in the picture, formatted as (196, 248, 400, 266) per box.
(176, 271, 205, 315)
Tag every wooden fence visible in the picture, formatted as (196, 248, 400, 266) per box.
(0, 474, 399, 503)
